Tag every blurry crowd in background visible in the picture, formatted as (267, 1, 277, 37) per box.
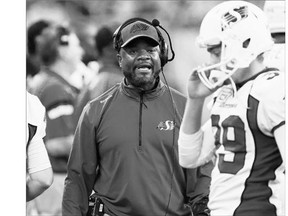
(26, 0, 268, 94)
(25, 0, 285, 215)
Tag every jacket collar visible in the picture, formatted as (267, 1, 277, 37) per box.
(120, 77, 166, 101)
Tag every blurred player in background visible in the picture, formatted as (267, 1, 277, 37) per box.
(29, 24, 83, 215)
(263, 1, 285, 72)
(73, 24, 123, 124)
(178, 1, 285, 216)
(26, 20, 51, 88)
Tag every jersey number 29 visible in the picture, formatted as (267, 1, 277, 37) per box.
(211, 114, 247, 175)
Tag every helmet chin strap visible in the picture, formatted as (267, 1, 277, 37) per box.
(228, 76, 237, 97)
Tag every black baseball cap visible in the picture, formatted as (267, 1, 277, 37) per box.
(119, 20, 160, 48)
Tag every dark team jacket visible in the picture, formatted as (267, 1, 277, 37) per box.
(63, 78, 211, 216)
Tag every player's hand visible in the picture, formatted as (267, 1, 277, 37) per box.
(187, 67, 217, 100)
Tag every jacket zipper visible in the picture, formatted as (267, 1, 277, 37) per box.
(138, 93, 144, 151)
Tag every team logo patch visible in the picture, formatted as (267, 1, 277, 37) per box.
(222, 6, 248, 29)
(130, 23, 149, 34)
(157, 120, 175, 131)
(216, 86, 237, 108)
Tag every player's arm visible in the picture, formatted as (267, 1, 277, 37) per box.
(179, 116, 216, 168)
(26, 128, 53, 201)
(178, 69, 216, 168)
(26, 93, 53, 201)
(26, 167, 53, 201)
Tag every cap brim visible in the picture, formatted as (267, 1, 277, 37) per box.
(121, 35, 159, 48)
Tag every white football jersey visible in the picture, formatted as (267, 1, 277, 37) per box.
(26, 92, 46, 145)
(26, 92, 51, 174)
(208, 69, 285, 216)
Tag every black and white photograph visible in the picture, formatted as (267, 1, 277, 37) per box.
(3, 0, 286, 215)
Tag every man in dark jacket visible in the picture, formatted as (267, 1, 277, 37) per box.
(62, 17, 212, 216)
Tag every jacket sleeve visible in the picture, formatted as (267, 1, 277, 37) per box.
(62, 103, 98, 216)
(185, 160, 214, 215)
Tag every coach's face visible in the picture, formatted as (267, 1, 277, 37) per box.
(117, 37, 162, 91)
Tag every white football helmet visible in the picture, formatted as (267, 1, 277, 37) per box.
(195, 1, 274, 90)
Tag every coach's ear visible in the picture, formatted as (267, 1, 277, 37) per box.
(117, 53, 122, 68)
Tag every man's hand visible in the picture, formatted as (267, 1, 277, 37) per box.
(191, 195, 210, 216)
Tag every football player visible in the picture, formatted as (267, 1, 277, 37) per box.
(178, 1, 285, 216)
(26, 91, 53, 201)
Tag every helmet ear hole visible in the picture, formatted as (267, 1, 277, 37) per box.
(242, 38, 251, 48)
